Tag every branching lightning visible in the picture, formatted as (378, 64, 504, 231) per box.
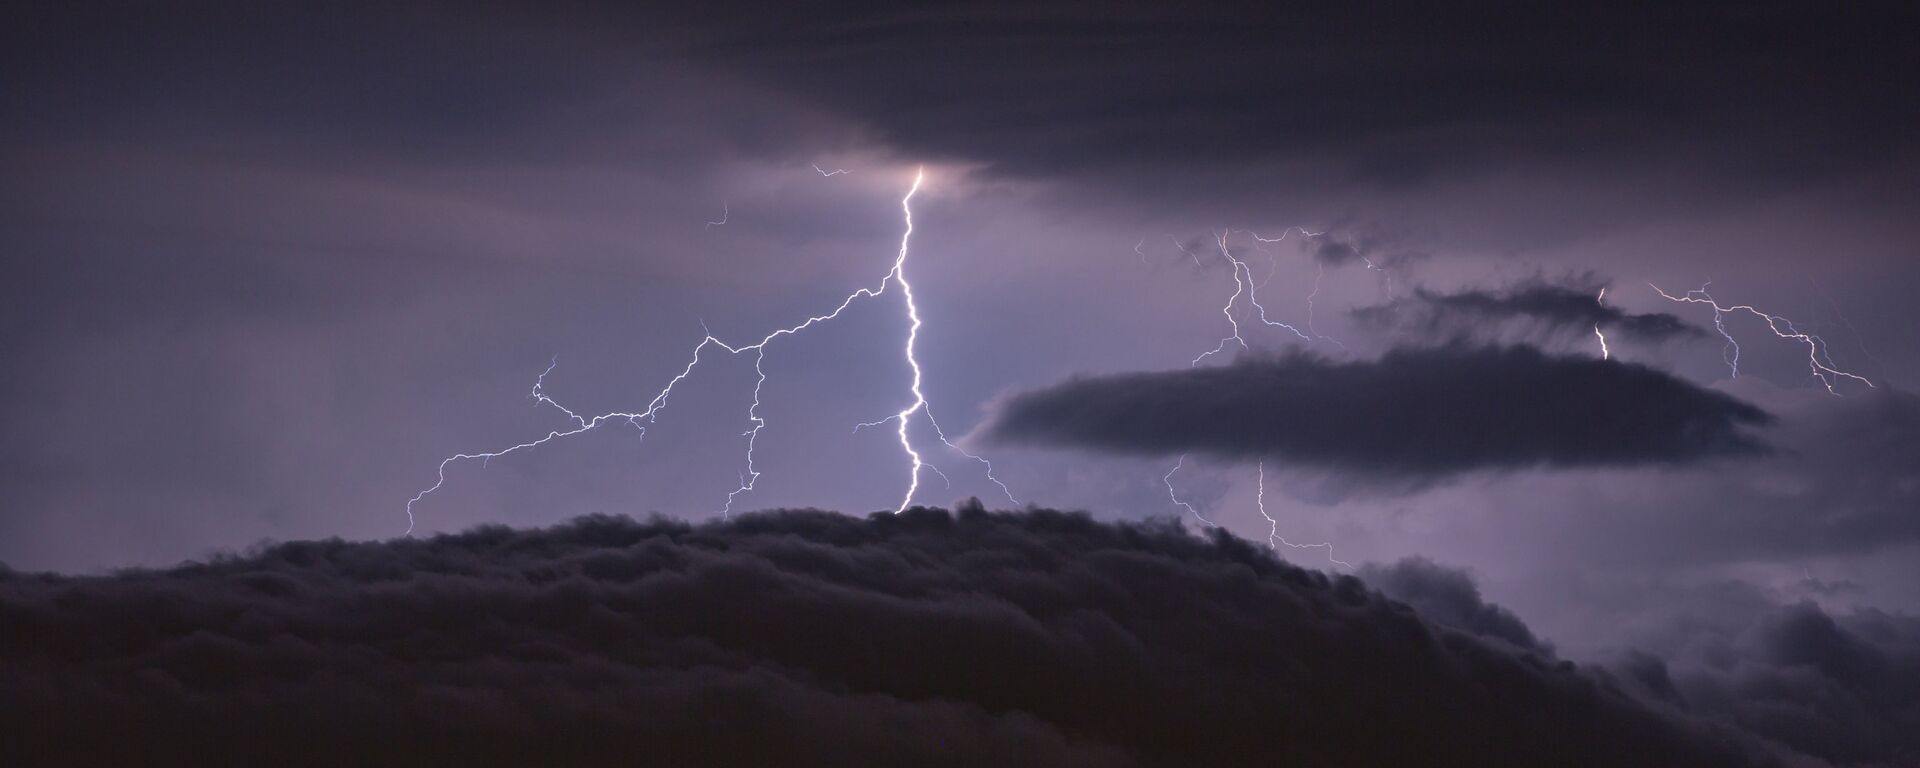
(811, 163, 849, 177)
(1162, 225, 1351, 569)
(408, 168, 1014, 535)
(1650, 281, 1872, 394)
(1191, 230, 1315, 366)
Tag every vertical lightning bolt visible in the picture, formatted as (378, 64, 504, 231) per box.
(1593, 287, 1610, 360)
(408, 168, 1012, 534)
(1649, 282, 1872, 394)
(1191, 230, 1315, 366)
(1305, 263, 1346, 349)
(1190, 232, 1252, 366)
(885, 171, 932, 511)
(1257, 461, 1351, 569)
(1163, 226, 1350, 569)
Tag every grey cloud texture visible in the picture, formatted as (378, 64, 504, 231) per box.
(1351, 279, 1700, 346)
(1361, 557, 1550, 655)
(0, 507, 1783, 767)
(1364, 556, 1920, 767)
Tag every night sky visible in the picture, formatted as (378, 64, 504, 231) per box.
(4, 2, 1918, 765)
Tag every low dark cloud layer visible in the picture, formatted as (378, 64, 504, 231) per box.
(0, 507, 1779, 767)
(977, 346, 1772, 482)
(1361, 557, 1550, 655)
(1352, 280, 1699, 345)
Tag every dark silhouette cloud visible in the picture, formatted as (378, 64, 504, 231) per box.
(1352, 280, 1699, 345)
(977, 346, 1772, 482)
(653, 2, 1919, 186)
(1361, 557, 1550, 655)
(0, 507, 1782, 767)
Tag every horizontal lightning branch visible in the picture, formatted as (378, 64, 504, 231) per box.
(407, 169, 1014, 535)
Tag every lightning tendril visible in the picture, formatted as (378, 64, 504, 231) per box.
(407, 168, 1013, 535)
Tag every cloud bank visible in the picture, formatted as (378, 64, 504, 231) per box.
(1, 507, 1779, 767)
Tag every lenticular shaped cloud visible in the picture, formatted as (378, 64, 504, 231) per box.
(976, 346, 1771, 481)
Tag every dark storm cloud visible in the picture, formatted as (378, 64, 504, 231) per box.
(1361, 557, 1550, 655)
(11, 2, 1910, 189)
(647, 1, 1919, 185)
(1352, 279, 1699, 345)
(0, 507, 1782, 767)
(977, 346, 1772, 482)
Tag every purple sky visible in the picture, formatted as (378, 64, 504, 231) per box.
(4, 1, 1918, 662)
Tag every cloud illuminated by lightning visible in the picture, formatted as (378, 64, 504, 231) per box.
(1360, 255, 1394, 298)
(407, 168, 1013, 535)
(1594, 287, 1610, 360)
(1650, 281, 1872, 394)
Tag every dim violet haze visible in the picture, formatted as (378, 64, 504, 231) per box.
(5, 0, 1919, 672)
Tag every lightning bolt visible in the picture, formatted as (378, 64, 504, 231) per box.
(1246, 227, 1343, 348)
(704, 201, 728, 230)
(1171, 235, 1202, 267)
(1192, 230, 1314, 366)
(1594, 287, 1610, 360)
(1162, 226, 1350, 569)
(811, 163, 849, 177)
(1305, 263, 1346, 349)
(1257, 461, 1351, 569)
(1649, 281, 1872, 394)
(1164, 455, 1217, 529)
(408, 168, 1013, 535)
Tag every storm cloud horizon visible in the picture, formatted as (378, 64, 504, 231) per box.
(0, 506, 1815, 767)
(4, 1, 1918, 763)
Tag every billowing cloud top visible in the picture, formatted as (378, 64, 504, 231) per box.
(0, 507, 1779, 766)
(976, 346, 1771, 481)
